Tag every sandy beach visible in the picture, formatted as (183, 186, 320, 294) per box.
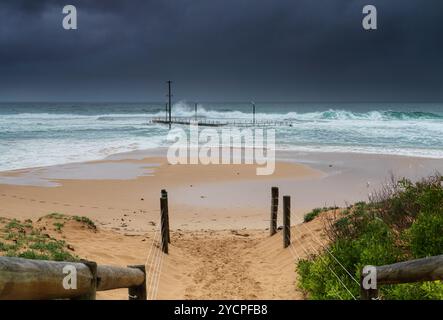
(1, 149, 443, 299)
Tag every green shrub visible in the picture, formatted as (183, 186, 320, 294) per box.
(28, 239, 76, 261)
(0, 217, 79, 262)
(297, 174, 443, 300)
(384, 282, 443, 300)
(304, 208, 323, 222)
(298, 257, 342, 300)
(51, 250, 77, 262)
(53, 222, 65, 232)
(72, 216, 96, 229)
(299, 218, 400, 299)
(4, 219, 25, 231)
(372, 175, 443, 231)
(408, 212, 443, 258)
(15, 250, 50, 261)
(45, 213, 67, 220)
(303, 206, 339, 223)
(29, 240, 64, 252)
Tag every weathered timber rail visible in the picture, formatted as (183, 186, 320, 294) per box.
(149, 116, 294, 127)
(0, 257, 146, 300)
(360, 254, 443, 300)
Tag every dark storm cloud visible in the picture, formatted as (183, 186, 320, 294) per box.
(0, 0, 442, 101)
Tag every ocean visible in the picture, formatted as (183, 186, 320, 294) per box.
(1, 102, 443, 172)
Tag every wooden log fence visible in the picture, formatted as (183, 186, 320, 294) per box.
(0, 257, 146, 300)
(360, 254, 443, 300)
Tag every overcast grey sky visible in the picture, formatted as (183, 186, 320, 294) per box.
(0, 0, 442, 102)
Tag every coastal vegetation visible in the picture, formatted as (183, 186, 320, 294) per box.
(0, 213, 95, 262)
(304, 206, 339, 223)
(298, 174, 443, 300)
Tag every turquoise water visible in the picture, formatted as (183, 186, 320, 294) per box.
(1, 102, 443, 171)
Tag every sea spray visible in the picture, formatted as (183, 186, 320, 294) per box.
(166, 122, 275, 176)
(1, 102, 443, 171)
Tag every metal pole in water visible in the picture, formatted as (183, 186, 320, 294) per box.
(167, 81, 172, 129)
(252, 102, 256, 125)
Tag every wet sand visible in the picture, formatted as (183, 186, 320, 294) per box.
(1, 149, 442, 229)
(0, 151, 321, 231)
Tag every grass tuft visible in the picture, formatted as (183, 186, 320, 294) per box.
(0, 217, 79, 262)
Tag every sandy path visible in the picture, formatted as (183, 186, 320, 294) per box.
(74, 224, 327, 300)
(155, 215, 329, 300)
(173, 231, 265, 299)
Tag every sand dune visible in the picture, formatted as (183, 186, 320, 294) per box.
(34, 214, 328, 300)
(1, 209, 329, 300)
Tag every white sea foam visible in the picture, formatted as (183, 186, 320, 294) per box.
(1, 102, 443, 171)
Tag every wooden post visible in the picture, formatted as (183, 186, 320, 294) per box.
(76, 260, 97, 300)
(195, 102, 198, 120)
(160, 191, 169, 254)
(128, 265, 147, 300)
(252, 102, 256, 125)
(270, 187, 279, 236)
(161, 189, 170, 244)
(283, 196, 291, 248)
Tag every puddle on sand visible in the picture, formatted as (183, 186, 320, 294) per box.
(0, 161, 160, 187)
